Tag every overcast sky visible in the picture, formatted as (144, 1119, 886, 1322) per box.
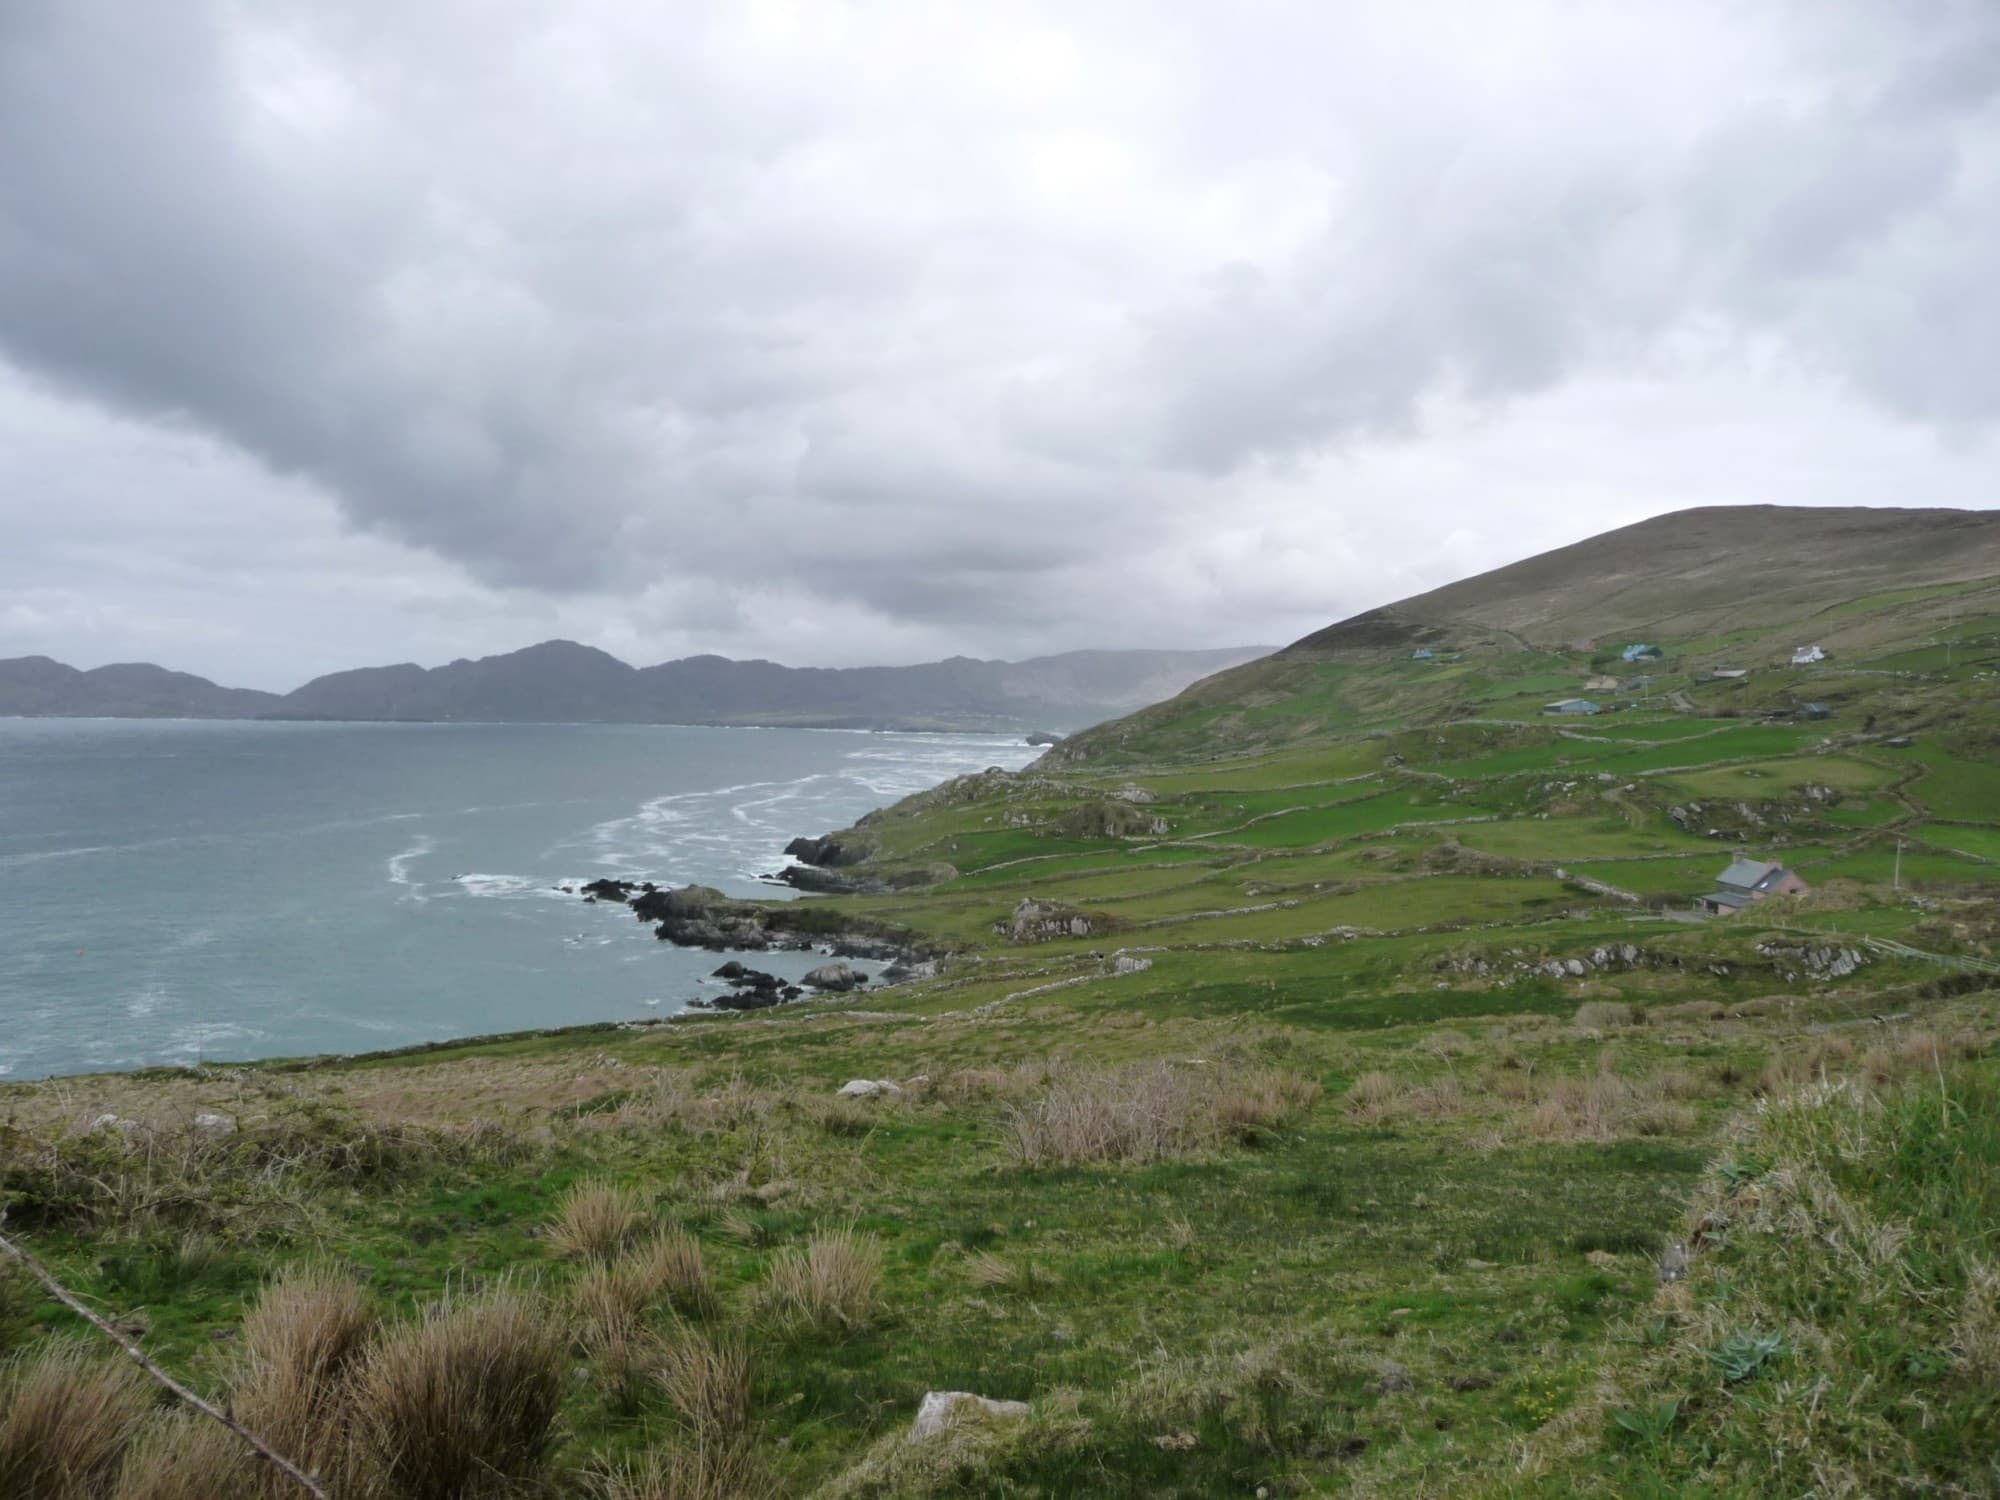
(3, 0, 1998, 689)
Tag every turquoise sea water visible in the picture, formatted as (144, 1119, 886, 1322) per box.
(0, 720, 1034, 1080)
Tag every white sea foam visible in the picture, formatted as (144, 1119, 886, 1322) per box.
(127, 985, 168, 1018)
(451, 872, 538, 898)
(385, 834, 437, 899)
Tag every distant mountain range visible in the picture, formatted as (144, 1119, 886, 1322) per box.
(0, 641, 1270, 733)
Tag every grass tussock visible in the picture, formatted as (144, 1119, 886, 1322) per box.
(352, 1283, 568, 1499)
(763, 1227, 884, 1337)
(0, 1340, 153, 1500)
(596, 1435, 773, 1500)
(110, 1412, 251, 1500)
(232, 1262, 376, 1491)
(548, 1179, 651, 1261)
(655, 1330, 753, 1441)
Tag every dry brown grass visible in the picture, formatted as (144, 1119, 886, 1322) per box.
(574, 1227, 714, 1334)
(548, 1179, 651, 1262)
(1211, 1068, 1323, 1142)
(0, 1340, 153, 1500)
(963, 1251, 1058, 1294)
(1525, 1070, 1698, 1142)
(1342, 1070, 1400, 1123)
(231, 1262, 375, 1492)
(763, 1227, 884, 1337)
(1573, 1000, 1638, 1031)
(1419, 1028, 1479, 1059)
(1342, 1069, 1472, 1125)
(1006, 1062, 1316, 1167)
(110, 1412, 252, 1500)
(352, 1283, 568, 1499)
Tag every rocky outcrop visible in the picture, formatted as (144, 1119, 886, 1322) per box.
(571, 879, 918, 964)
(773, 860, 957, 895)
(784, 834, 874, 868)
(1054, 800, 1169, 839)
(1755, 939, 1866, 981)
(997, 898, 1101, 944)
(804, 962, 869, 992)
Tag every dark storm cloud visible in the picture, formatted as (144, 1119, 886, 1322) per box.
(1, 0, 1998, 676)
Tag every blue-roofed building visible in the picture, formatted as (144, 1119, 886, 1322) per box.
(1543, 698, 1601, 716)
(1621, 643, 1662, 662)
(1411, 647, 1434, 660)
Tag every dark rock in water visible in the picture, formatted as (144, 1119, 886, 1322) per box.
(581, 877, 636, 903)
(1024, 730, 1061, 746)
(782, 984, 803, 1000)
(710, 987, 782, 1011)
(712, 961, 748, 980)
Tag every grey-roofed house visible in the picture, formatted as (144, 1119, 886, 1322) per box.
(1542, 698, 1601, 716)
(1700, 857, 1809, 915)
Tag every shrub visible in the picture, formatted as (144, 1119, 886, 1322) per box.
(763, 1228, 883, 1337)
(548, 1180, 650, 1262)
(353, 1284, 568, 1499)
(0, 1339, 152, 1500)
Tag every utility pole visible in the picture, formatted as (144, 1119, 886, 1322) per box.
(1894, 838, 1903, 891)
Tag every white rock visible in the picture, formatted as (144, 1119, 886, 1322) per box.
(192, 1112, 237, 1133)
(836, 1079, 902, 1099)
(911, 1390, 1030, 1440)
(1113, 954, 1153, 975)
(89, 1113, 141, 1135)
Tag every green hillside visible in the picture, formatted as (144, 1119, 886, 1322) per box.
(4, 506, 1998, 1497)
(1051, 504, 2000, 767)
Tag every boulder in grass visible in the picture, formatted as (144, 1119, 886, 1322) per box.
(910, 1391, 1029, 1440)
(192, 1112, 236, 1134)
(836, 1079, 901, 1099)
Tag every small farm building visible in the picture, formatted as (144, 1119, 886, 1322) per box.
(1791, 645, 1826, 665)
(1583, 674, 1620, 691)
(1542, 698, 1602, 716)
(1700, 858, 1809, 915)
(1621, 643, 1662, 662)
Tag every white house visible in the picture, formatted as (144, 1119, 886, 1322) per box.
(1791, 645, 1825, 666)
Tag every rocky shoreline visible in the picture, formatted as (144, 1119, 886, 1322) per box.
(570, 876, 936, 1011)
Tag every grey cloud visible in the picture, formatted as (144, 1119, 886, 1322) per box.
(0, 0, 1998, 666)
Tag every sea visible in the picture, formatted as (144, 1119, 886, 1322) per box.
(0, 720, 1037, 1081)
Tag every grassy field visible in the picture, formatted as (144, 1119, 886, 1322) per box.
(4, 597, 1999, 1496)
